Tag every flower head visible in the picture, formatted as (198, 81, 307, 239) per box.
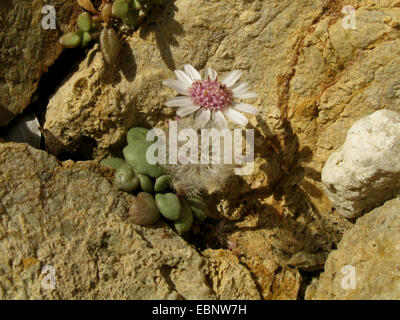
(163, 65, 258, 129)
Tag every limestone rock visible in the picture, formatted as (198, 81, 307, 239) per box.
(240, 255, 302, 300)
(289, 2, 400, 214)
(0, 0, 81, 126)
(0, 142, 215, 299)
(304, 277, 319, 300)
(214, 187, 352, 273)
(202, 248, 302, 300)
(202, 249, 261, 300)
(311, 197, 400, 300)
(321, 110, 400, 219)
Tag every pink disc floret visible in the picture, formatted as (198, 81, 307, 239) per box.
(188, 78, 233, 111)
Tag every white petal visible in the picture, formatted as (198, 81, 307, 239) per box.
(233, 102, 258, 115)
(174, 70, 193, 88)
(231, 82, 249, 95)
(224, 108, 249, 126)
(184, 64, 202, 81)
(176, 105, 200, 117)
(194, 109, 211, 128)
(234, 92, 258, 99)
(205, 67, 218, 81)
(222, 70, 242, 88)
(212, 111, 228, 129)
(163, 79, 189, 95)
(166, 96, 194, 107)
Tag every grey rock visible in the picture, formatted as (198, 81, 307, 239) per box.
(310, 197, 400, 300)
(0, 0, 81, 126)
(322, 110, 400, 219)
(0, 142, 215, 299)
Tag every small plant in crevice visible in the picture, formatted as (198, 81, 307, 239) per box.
(100, 126, 209, 236)
(59, 0, 164, 64)
(162, 64, 259, 196)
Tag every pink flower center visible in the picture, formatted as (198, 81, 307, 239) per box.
(188, 79, 233, 111)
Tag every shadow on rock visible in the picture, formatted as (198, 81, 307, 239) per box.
(202, 114, 351, 273)
(139, 0, 184, 71)
(119, 41, 137, 83)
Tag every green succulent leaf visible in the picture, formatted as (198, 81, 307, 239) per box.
(100, 157, 126, 170)
(186, 196, 208, 221)
(132, 0, 141, 10)
(123, 140, 164, 178)
(101, 3, 113, 23)
(100, 27, 121, 65)
(114, 164, 139, 191)
(122, 9, 139, 26)
(155, 193, 181, 221)
(174, 198, 194, 235)
(127, 127, 149, 144)
(138, 174, 154, 193)
(112, 0, 130, 19)
(77, 12, 92, 32)
(81, 32, 92, 47)
(154, 175, 172, 192)
(59, 32, 82, 48)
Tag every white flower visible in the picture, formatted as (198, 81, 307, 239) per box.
(163, 65, 258, 129)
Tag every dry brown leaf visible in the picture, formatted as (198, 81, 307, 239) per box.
(77, 0, 98, 14)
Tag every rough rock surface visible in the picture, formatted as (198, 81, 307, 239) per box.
(290, 1, 400, 215)
(202, 248, 302, 300)
(240, 255, 302, 300)
(202, 249, 261, 300)
(0, 0, 81, 126)
(0, 142, 217, 299)
(322, 110, 400, 219)
(310, 197, 400, 300)
(214, 187, 346, 272)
